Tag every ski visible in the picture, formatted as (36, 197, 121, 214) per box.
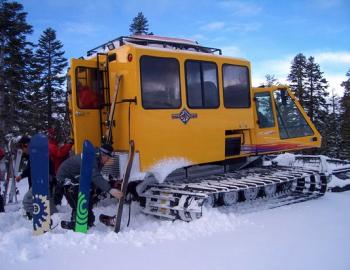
(30, 134, 51, 235)
(8, 149, 22, 203)
(105, 74, 122, 144)
(74, 140, 95, 233)
(114, 140, 135, 233)
(2, 139, 14, 206)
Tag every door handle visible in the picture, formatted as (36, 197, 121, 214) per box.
(75, 111, 85, 116)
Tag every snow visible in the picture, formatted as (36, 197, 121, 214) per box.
(329, 175, 350, 188)
(272, 153, 296, 166)
(147, 157, 192, 182)
(1, 158, 350, 270)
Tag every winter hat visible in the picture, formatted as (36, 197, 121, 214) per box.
(18, 136, 31, 146)
(99, 144, 114, 157)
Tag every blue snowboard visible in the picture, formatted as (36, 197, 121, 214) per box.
(30, 134, 50, 235)
(75, 140, 95, 233)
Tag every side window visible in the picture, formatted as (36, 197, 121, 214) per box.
(76, 67, 103, 109)
(255, 92, 275, 128)
(185, 61, 219, 109)
(140, 56, 181, 109)
(223, 65, 250, 108)
(273, 89, 314, 139)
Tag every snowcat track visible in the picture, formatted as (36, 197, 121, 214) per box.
(139, 166, 327, 221)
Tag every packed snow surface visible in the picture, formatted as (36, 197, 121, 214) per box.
(1, 154, 350, 270)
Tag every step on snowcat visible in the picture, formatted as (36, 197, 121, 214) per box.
(67, 35, 327, 221)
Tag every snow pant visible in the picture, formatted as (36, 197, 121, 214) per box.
(63, 184, 95, 227)
(0, 193, 4, 212)
(22, 188, 57, 216)
(50, 177, 64, 205)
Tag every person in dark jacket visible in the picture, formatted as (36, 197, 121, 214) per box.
(15, 136, 31, 188)
(16, 136, 56, 219)
(0, 147, 5, 212)
(47, 128, 73, 205)
(57, 144, 123, 228)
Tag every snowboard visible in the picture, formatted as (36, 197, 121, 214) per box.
(74, 140, 95, 233)
(30, 134, 51, 235)
(114, 140, 135, 233)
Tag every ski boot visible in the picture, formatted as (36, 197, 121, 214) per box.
(99, 214, 116, 227)
(61, 220, 75, 230)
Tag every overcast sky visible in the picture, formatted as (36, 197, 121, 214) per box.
(19, 0, 350, 95)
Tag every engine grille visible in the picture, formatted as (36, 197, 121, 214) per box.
(101, 155, 120, 180)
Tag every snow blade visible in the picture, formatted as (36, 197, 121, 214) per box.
(75, 140, 95, 233)
(30, 134, 51, 236)
(114, 140, 135, 233)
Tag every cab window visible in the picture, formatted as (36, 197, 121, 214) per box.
(76, 67, 103, 109)
(185, 61, 219, 108)
(140, 56, 181, 109)
(255, 92, 275, 128)
(273, 89, 313, 139)
(223, 65, 250, 108)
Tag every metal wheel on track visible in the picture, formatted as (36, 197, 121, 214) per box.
(220, 191, 239, 206)
(264, 184, 277, 197)
(203, 194, 216, 207)
(243, 187, 259, 200)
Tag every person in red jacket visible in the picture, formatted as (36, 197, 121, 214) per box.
(78, 85, 99, 108)
(48, 128, 73, 174)
(48, 128, 74, 205)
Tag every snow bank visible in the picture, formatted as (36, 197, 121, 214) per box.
(272, 153, 296, 166)
(147, 157, 192, 183)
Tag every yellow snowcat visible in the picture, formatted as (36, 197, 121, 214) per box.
(67, 35, 327, 221)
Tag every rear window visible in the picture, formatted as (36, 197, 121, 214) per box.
(223, 65, 250, 108)
(76, 67, 104, 109)
(140, 56, 181, 109)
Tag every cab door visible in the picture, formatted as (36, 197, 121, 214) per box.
(69, 59, 105, 153)
(253, 90, 281, 153)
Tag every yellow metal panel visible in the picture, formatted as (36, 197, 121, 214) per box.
(68, 42, 322, 174)
(69, 59, 103, 153)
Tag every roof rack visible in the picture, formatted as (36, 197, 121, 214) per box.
(86, 35, 222, 56)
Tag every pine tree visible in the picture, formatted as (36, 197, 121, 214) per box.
(287, 53, 308, 106)
(264, 74, 280, 86)
(304, 56, 329, 126)
(0, 0, 33, 144)
(287, 54, 330, 154)
(323, 89, 342, 157)
(33, 28, 68, 134)
(340, 69, 350, 159)
(129, 12, 150, 35)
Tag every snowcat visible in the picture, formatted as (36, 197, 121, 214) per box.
(66, 35, 328, 221)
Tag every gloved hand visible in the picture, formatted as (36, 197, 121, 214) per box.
(66, 138, 74, 145)
(108, 179, 122, 189)
(109, 188, 123, 199)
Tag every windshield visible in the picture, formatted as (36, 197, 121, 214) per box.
(273, 89, 313, 139)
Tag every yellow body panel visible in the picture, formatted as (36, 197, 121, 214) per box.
(68, 41, 321, 173)
(68, 59, 105, 153)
